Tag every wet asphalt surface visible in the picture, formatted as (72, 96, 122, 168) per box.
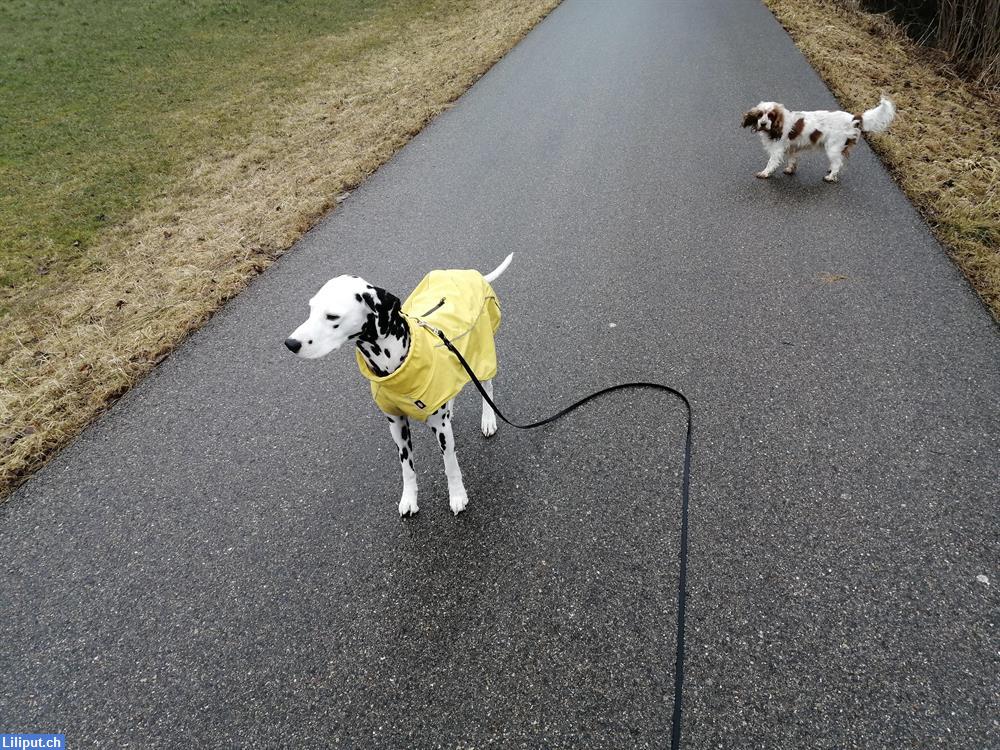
(2, 1, 998, 747)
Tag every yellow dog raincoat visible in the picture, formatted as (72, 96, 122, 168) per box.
(355, 269, 501, 421)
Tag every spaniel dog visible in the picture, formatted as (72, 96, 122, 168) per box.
(742, 97, 895, 182)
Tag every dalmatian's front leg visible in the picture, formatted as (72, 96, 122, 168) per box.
(480, 379, 497, 437)
(427, 401, 468, 515)
(386, 415, 418, 517)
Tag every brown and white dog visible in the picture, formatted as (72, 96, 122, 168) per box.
(741, 97, 895, 182)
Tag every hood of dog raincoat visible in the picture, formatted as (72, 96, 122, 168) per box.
(355, 269, 501, 421)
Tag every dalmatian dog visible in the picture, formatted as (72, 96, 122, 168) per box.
(284, 254, 512, 517)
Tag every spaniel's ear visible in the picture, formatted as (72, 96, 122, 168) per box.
(768, 106, 785, 139)
(741, 109, 761, 128)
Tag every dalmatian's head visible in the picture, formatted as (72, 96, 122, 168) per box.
(284, 275, 377, 359)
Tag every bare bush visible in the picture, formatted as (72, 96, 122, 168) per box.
(843, 0, 999, 87)
(936, 0, 1000, 85)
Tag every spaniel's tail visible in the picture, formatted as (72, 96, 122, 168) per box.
(483, 253, 514, 283)
(856, 97, 896, 133)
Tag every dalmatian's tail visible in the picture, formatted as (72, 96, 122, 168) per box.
(483, 253, 514, 283)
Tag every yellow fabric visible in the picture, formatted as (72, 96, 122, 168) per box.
(355, 269, 501, 421)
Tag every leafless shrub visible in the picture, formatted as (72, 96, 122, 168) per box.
(936, 0, 1000, 85)
(841, 0, 1000, 87)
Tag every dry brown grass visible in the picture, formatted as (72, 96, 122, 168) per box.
(766, 0, 1000, 319)
(0, 0, 559, 498)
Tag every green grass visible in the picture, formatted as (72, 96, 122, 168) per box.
(0, 0, 558, 499)
(0, 0, 440, 290)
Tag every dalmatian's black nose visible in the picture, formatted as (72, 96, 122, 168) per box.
(284, 337, 302, 354)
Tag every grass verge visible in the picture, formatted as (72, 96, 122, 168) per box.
(1, 0, 403, 290)
(0, 0, 559, 499)
(764, 0, 1000, 319)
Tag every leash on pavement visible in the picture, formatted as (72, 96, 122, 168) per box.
(429, 324, 693, 750)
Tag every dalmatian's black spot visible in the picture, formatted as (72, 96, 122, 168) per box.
(354, 313, 385, 377)
(351, 285, 412, 384)
(401, 424, 409, 441)
(357, 313, 378, 344)
(399, 447, 408, 461)
(438, 433, 447, 452)
(359, 345, 388, 376)
(408, 458, 413, 469)
(431, 426, 437, 434)
(387, 416, 395, 423)
(370, 288, 408, 341)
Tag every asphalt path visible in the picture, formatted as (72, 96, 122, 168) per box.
(2, 1, 998, 747)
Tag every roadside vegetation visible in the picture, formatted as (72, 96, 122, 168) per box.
(1, 0, 402, 290)
(0, 0, 559, 498)
(846, 0, 999, 87)
(765, 0, 999, 320)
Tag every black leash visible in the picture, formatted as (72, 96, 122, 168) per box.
(430, 326, 693, 750)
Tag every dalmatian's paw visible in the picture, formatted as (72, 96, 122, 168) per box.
(398, 493, 419, 517)
(449, 490, 469, 516)
(481, 411, 498, 438)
